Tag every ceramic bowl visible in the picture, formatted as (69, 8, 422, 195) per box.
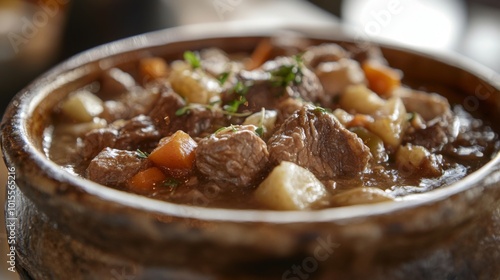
(2, 24, 500, 280)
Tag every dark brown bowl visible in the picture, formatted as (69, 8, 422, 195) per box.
(2, 23, 500, 280)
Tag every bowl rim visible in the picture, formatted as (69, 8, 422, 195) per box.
(4, 22, 500, 224)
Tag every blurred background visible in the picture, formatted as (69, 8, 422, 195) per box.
(0, 0, 499, 279)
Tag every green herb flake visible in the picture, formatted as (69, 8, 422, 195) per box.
(223, 97, 247, 113)
(175, 106, 191, 116)
(270, 58, 304, 88)
(314, 107, 328, 114)
(183, 51, 201, 69)
(217, 72, 230, 85)
(255, 126, 264, 137)
(136, 149, 150, 159)
(163, 178, 180, 188)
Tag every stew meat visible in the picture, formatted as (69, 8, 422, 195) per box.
(46, 39, 499, 210)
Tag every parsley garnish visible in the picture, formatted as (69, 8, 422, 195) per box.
(175, 106, 191, 116)
(314, 107, 328, 114)
(183, 51, 201, 69)
(223, 97, 247, 113)
(255, 108, 266, 137)
(217, 72, 230, 85)
(270, 55, 304, 88)
(136, 149, 150, 159)
(163, 178, 180, 188)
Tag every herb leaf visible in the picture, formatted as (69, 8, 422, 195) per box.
(223, 97, 247, 113)
(136, 149, 150, 159)
(163, 178, 180, 188)
(183, 51, 201, 69)
(270, 56, 304, 88)
(255, 126, 264, 137)
(217, 72, 230, 85)
(175, 106, 191, 116)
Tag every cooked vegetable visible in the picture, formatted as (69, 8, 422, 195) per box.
(254, 161, 327, 210)
(128, 167, 167, 194)
(60, 90, 103, 123)
(170, 60, 221, 104)
(139, 57, 169, 83)
(396, 144, 443, 177)
(243, 109, 278, 139)
(149, 130, 198, 170)
(362, 60, 401, 97)
(350, 127, 388, 163)
(367, 97, 409, 149)
(340, 85, 385, 115)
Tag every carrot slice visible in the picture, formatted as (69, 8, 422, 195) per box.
(362, 61, 401, 97)
(128, 167, 167, 194)
(246, 39, 274, 70)
(139, 57, 169, 83)
(149, 130, 197, 170)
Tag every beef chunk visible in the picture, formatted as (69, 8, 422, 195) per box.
(146, 87, 228, 138)
(275, 97, 306, 126)
(195, 125, 269, 188)
(81, 115, 160, 160)
(170, 106, 229, 138)
(261, 57, 325, 104)
(148, 87, 185, 135)
(404, 115, 459, 153)
(268, 106, 371, 179)
(86, 148, 147, 188)
(99, 88, 160, 122)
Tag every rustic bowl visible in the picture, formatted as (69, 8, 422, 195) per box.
(2, 23, 500, 280)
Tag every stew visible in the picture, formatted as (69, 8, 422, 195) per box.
(45, 38, 500, 210)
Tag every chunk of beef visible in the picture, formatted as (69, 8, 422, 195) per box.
(393, 87, 452, 122)
(404, 115, 458, 153)
(148, 87, 186, 135)
(268, 106, 372, 179)
(86, 148, 148, 188)
(275, 97, 306, 126)
(99, 88, 160, 122)
(99, 68, 137, 99)
(81, 115, 160, 160)
(261, 57, 325, 104)
(170, 106, 229, 138)
(195, 125, 269, 188)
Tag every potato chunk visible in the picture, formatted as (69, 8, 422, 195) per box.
(60, 91, 103, 123)
(254, 161, 327, 210)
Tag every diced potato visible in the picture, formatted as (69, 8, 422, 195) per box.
(254, 161, 327, 210)
(367, 97, 408, 149)
(396, 144, 442, 177)
(340, 85, 385, 115)
(169, 60, 221, 104)
(60, 91, 103, 123)
(332, 108, 354, 127)
(243, 109, 278, 138)
(331, 187, 394, 207)
(315, 58, 366, 97)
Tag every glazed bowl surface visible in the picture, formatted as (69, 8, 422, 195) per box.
(2, 23, 500, 279)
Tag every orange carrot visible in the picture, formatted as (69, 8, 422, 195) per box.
(139, 57, 169, 84)
(149, 130, 197, 170)
(362, 61, 401, 97)
(246, 39, 274, 70)
(128, 167, 167, 194)
(348, 114, 374, 128)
